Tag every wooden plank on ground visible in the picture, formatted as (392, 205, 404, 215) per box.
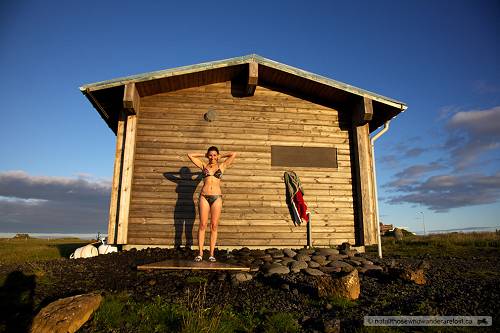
(137, 259, 250, 271)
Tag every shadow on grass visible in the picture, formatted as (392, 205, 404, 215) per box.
(53, 242, 89, 258)
(0, 271, 36, 333)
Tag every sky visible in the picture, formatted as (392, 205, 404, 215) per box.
(0, 0, 499, 235)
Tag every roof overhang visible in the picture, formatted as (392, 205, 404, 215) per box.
(80, 54, 407, 134)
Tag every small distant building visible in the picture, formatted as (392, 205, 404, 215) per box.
(80, 54, 407, 249)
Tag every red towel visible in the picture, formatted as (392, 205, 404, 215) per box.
(293, 191, 309, 223)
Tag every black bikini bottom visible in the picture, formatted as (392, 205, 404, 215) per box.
(201, 194, 222, 206)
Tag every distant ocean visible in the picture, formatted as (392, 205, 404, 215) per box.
(0, 233, 102, 240)
(414, 225, 499, 235)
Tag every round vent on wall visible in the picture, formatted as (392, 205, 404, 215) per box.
(204, 109, 218, 122)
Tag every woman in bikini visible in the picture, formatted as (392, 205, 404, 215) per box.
(188, 146, 237, 262)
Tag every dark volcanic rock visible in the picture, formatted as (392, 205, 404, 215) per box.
(264, 263, 290, 275)
(389, 267, 426, 285)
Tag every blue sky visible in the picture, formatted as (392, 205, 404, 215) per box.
(1, 0, 499, 234)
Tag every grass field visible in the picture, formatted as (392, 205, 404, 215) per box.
(366, 231, 500, 257)
(1, 231, 498, 265)
(0, 237, 90, 265)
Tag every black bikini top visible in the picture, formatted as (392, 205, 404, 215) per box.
(202, 165, 223, 179)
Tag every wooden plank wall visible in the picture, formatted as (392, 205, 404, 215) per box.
(127, 82, 356, 248)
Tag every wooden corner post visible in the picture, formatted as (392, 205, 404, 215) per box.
(352, 97, 377, 246)
(108, 83, 140, 245)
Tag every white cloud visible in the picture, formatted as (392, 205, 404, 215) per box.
(0, 195, 48, 205)
(0, 171, 111, 233)
(383, 106, 500, 212)
(384, 162, 445, 188)
(386, 172, 500, 212)
(448, 106, 500, 135)
(445, 106, 500, 170)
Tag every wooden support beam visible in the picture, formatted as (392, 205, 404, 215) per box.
(353, 97, 373, 125)
(246, 61, 258, 96)
(352, 123, 377, 246)
(107, 110, 126, 244)
(123, 83, 140, 115)
(116, 113, 138, 244)
(112, 83, 141, 244)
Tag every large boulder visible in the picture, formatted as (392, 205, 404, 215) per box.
(389, 267, 426, 285)
(30, 293, 102, 333)
(306, 270, 360, 300)
(330, 270, 360, 299)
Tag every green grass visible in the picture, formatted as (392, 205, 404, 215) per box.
(87, 287, 301, 333)
(0, 237, 90, 265)
(261, 312, 300, 333)
(366, 231, 500, 258)
(90, 293, 184, 332)
(326, 295, 357, 309)
(185, 275, 209, 285)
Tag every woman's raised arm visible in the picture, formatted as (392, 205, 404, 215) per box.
(187, 153, 205, 169)
(221, 152, 237, 168)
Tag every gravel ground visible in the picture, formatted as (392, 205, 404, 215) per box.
(1, 246, 499, 332)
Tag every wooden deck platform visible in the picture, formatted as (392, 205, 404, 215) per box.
(137, 259, 250, 271)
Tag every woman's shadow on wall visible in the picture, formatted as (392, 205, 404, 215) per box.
(163, 167, 202, 248)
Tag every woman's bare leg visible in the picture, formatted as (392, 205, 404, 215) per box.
(209, 198, 222, 257)
(198, 197, 210, 257)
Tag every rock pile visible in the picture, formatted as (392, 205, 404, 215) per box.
(212, 245, 384, 300)
(214, 244, 427, 299)
(218, 246, 384, 278)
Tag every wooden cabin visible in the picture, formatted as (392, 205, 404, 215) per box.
(80, 54, 407, 250)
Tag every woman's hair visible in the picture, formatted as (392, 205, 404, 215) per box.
(206, 146, 219, 156)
